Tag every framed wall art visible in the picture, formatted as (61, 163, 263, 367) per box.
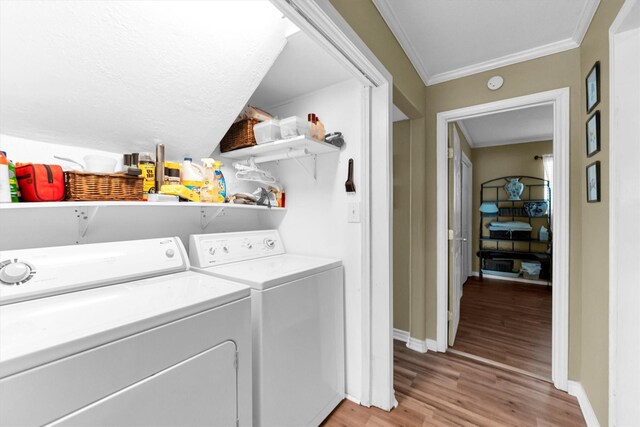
(586, 161, 601, 203)
(586, 110, 601, 157)
(586, 62, 600, 113)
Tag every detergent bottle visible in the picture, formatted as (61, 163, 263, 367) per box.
(213, 160, 227, 203)
(180, 157, 204, 194)
(200, 158, 217, 203)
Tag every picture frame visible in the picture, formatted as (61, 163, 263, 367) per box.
(586, 111, 600, 157)
(586, 161, 601, 203)
(586, 62, 600, 113)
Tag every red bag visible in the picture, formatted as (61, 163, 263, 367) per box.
(16, 164, 65, 202)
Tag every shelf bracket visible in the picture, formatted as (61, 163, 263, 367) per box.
(292, 154, 317, 182)
(200, 207, 225, 230)
(76, 206, 99, 244)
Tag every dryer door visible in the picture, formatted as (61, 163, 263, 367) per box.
(50, 340, 238, 427)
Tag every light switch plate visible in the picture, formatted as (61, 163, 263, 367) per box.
(348, 202, 361, 223)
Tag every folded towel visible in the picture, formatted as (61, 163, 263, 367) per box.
(488, 221, 532, 231)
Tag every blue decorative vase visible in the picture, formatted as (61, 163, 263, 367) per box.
(504, 178, 525, 200)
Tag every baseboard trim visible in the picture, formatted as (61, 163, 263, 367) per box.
(345, 394, 361, 405)
(471, 271, 550, 286)
(567, 381, 600, 427)
(393, 328, 438, 353)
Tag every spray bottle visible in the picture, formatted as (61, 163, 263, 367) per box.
(200, 158, 217, 203)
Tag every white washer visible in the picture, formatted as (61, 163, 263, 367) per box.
(0, 237, 252, 427)
(189, 230, 345, 427)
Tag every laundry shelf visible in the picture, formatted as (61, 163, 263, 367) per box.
(220, 135, 339, 161)
(0, 201, 286, 211)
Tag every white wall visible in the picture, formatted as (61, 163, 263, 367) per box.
(262, 79, 364, 401)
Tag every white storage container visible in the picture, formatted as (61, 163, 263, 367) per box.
(253, 120, 281, 144)
(279, 116, 310, 139)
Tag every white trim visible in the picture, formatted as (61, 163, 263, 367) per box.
(371, 0, 431, 86)
(455, 121, 474, 146)
(345, 394, 361, 405)
(470, 135, 554, 149)
(574, 0, 602, 45)
(272, 0, 394, 411)
(393, 328, 438, 353)
(470, 271, 551, 286)
(609, 3, 640, 425)
(427, 38, 578, 86)
(406, 337, 428, 353)
(393, 328, 410, 342)
(568, 381, 601, 427)
(436, 88, 571, 392)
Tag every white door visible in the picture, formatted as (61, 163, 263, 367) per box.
(462, 153, 473, 282)
(448, 126, 463, 346)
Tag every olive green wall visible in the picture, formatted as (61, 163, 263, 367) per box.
(331, 1, 623, 422)
(393, 119, 411, 331)
(578, 0, 624, 422)
(470, 140, 553, 272)
(330, 0, 430, 342)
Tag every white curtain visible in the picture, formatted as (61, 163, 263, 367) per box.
(543, 154, 553, 219)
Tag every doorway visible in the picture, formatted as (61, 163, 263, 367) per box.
(436, 88, 570, 391)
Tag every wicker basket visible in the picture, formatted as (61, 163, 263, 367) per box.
(65, 171, 144, 201)
(220, 119, 260, 153)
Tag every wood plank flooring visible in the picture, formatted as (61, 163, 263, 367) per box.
(451, 276, 552, 379)
(322, 341, 585, 427)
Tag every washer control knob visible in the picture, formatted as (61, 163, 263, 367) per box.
(165, 249, 175, 258)
(222, 245, 229, 254)
(0, 262, 31, 284)
(208, 247, 216, 256)
(243, 240, 253, 250)
(264, 238, 276, 250)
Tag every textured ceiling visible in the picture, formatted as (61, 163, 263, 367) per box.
(373, 0, 600, 85)
(0, 1, 290, 160)
(458, 105, 554, 148)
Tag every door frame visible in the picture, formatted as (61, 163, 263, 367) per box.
(436, 88, 571, 391)
(609, 1, 640, 424)
(461, 151, 473, 281)
(272, 0, 395, 410)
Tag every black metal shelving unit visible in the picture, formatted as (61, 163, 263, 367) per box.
(478, 176, 552, 283)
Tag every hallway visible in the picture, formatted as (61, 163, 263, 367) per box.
(451, 277, 552, 379)
(323, 340, 585, 426)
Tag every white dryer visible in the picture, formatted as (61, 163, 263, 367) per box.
(0, 237, 252, 427)
(189, 230, 345, 427)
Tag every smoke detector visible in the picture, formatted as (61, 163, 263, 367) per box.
(487, 76, 504, 90)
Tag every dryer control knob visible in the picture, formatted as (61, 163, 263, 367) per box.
(0, 262, 31, 284)
(264, 238, 275, 249)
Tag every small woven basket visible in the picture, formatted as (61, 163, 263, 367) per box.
(220, 119, 259, 152)
(65, 171, 144, 201)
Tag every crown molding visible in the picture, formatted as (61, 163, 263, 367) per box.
(454, 121, 474, 147)
(372, 0, 431, 86)
(574, 0, 601, 45)
(427, 37, 579, 86)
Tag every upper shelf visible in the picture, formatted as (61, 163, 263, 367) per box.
(220, 135, 339, 161)
(0, 201, 286, 211)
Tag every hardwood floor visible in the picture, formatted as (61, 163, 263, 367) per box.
(322, 341, 585, 427)
(451, 276, 552, 379)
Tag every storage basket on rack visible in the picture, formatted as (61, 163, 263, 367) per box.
(498, 207, 527, 217)
(64, 171, 143, 201)
(484, 259, 514, 272)
(489, 229, 531, 240)
(220, 119, 260, 153)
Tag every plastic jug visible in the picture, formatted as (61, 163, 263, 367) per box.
(199, 158, 217, 203)
(180, 157, 204, 194)
(213, 160, 227, 203)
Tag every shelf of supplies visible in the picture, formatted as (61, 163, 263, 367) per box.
(478, 249, 551, 258)
(0, 201, 286, 211)
(220, 135, 339, 161)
